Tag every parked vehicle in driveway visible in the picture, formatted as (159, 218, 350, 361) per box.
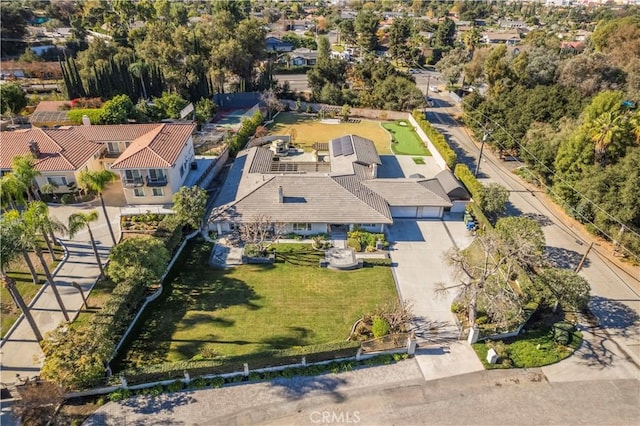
(429, 85, 440, 93)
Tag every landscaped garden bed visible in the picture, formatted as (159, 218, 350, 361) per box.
(112, 240, 398, 375)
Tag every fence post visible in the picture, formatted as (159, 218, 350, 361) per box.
(243, 363, 249, 377)
(301, 357, 306, 366)
(406, 335, 417, 355)
(120, 376, 128, 389)
(356, 348, 362, 361)
(183, 371, 190, 384)
(467, 327, 480, 344)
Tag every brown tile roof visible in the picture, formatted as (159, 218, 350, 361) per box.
(75, 124, 161, 142)
(33, 101, 68, 113)
(108, 123, 196, 170)
(0, 127, 102, 172)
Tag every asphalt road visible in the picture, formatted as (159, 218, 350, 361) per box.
(426, 94, 640, 363)
(273, 73, 310, 93)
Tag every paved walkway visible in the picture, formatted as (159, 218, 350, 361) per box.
(0, 202, 120, 385)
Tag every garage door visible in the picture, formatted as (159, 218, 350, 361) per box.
(390, 206, 418, 217)
(418, 206, 442, 218)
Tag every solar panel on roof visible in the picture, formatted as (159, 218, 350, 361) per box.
(331, 139, 343, 156)
(341, 138, 354, 156)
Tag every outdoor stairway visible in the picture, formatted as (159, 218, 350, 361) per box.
(330, 232, 348, 249)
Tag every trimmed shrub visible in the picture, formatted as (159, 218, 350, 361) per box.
(68, 108, 104, 124)
(372, 316, 391, 338)
(347, 237, 362, 252)
(454, 163, 485, 204)
(412, 110, 456, 168)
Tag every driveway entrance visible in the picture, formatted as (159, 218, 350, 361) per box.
(386, 218, 483, 380)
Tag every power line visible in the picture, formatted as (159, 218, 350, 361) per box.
(456, 99, 640, 260)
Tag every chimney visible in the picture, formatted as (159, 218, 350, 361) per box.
(82, 114, 91, 126)
(28, 139, 41, 157)
(371, 163, 378, 178)
(278, 185, 283, 203)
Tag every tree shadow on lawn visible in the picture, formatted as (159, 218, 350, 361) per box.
(262, 326, 316, 349)
(276, 251, 323, 266)
(114, 241, 262, 370)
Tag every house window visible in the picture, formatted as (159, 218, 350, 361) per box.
(107, 142, 119, 154)
(152, 188, 164, 197)
(293, 223, 312, 231)
(47, 176, 67, 186)
(125, 141, 132, 148)
(149, 169, 165, 179)
(133, 188, 145, 197)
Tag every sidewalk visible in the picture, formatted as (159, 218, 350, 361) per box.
(0, 203, 120, 385)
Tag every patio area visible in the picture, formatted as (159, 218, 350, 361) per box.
(322, 248, 363, 270)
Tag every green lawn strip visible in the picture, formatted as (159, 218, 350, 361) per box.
(114, 241, 397, 372)
(1, 244, 63, 337)
(412, 157, 425, 164)
(383, 121, 431, 156)
(472, 328, 583, 369)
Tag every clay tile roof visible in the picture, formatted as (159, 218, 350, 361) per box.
(75, 124, 161, 142)
(0, 127, 102, 172)
(110, 123, 195, 169)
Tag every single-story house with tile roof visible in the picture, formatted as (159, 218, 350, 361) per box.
(208, 135, 470, 235)
(1, 123, 197, 205)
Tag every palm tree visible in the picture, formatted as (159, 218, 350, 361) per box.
(77, 170, 118, 245)
(68, 211, 105, 278)
(589, 110, 625, 166)
(0, 213, 43, 342)
(40, 182, 59, 202)
(24, 201, 67, 262)
(11, 154, 41, 202)
(24, 205, 70, 322)
(128, 61, 148, 100)
(0, 173, 27, 210)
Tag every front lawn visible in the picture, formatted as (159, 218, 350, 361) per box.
(114, 241, 397, 371)
(473, 328, 583, 369)
(383, 120, 431, 156)
(267, 112, 393, 154)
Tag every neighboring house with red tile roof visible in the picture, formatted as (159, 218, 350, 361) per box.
(1, 123, 197, 205)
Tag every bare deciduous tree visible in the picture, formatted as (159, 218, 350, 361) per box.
(260, 89, 284, 120)
(13, 380, 63, 425)
(239, 214, 287, 253)
(436, 232, 525, 328)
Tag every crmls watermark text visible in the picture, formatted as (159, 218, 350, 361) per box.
(309, 411, 361, 424)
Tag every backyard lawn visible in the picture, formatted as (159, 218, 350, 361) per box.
(115, 241, 397, 371)
(383, 120, 431, 156)
(267, 112, 393, 154)
(1, 245, 63, 337)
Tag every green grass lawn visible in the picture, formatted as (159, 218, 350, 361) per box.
(267, 112, 393, 154)
(115, 241, 398, 371)
(472, 328, 583, 369)
(1, 244, 64, 337)
(383, 120, 431, 156)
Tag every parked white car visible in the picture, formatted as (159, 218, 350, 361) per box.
(429, 85, 440, 93)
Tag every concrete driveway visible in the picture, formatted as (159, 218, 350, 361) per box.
(385, 218, 482, 380)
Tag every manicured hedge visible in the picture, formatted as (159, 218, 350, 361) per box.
(121, 341, 361, 385)
(68, 108, 105, 124)
(412, 110, 456, 168)
(454, 163, 485, 205)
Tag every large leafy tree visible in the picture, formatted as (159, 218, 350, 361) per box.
(172, 185, 209, 230)
(68, 211, 105, 278)
(78, 170, 118, 245)
(101, 94, 134, 124)
(355, 10, 379, 53)
(533, 268, 590, 312)
(0, 173, 27, 210)
(0, 212, 43, 342)
(388, 18, 411, 64)
(0, 83, 27, 116)
(106, 236, 170, 284)
(480, 183, 510, 224)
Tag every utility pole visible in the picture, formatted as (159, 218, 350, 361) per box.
(575, 242, 594, 273)
(474, 131, 489, 177)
